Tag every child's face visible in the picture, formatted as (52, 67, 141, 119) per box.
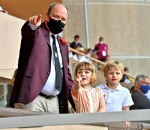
(76, 67, 92, 88)
(104, 68, 123, 86)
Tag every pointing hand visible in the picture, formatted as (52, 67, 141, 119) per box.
(28, 14, 42, 27)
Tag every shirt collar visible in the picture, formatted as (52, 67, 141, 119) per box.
(50, 32, 57, 38)
(104, 83, 122, 91)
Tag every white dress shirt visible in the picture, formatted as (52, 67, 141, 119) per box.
(41, 34, 63, 96)
(29, 23, 63, 96)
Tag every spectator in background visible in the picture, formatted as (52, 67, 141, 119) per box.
(84, 48, 94, 63)
(94, 36, 108, 62)
(72, 47, 91, 63)
(145, 89, 150, 100)
(130, 74, 150, 109)
(70, 35, 83, 54)
(120, 67, 131, 84)
(85, 48, 93, 57)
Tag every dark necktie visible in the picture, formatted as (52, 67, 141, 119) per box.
(51, 35, 63, 92)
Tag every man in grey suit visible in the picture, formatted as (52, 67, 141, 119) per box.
(9, 3, 75, 113)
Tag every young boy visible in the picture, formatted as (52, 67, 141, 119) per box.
(97, 61, 134, 127)
(97, 60, 134, 112)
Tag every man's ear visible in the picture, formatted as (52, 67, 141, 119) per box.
(135, 82, 140, 88)
(45, 13, 49, 22)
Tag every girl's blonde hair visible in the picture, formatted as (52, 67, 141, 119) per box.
(74, 62, 97, 85)
(104, 60, 124, 74)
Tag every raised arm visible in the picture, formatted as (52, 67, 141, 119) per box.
(71, 76, 82, 99)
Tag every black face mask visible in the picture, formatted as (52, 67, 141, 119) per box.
(47, 18, 65, 34)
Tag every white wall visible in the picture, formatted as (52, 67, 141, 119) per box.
(64, 1, 150, 76)
(0, 12, 25, 79)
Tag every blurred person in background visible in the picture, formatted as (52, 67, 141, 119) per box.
(120, 67, 131, 84)
(70, 35, 83, 55)
(130, 74, 150, 109)
(94, 36, 108, 62)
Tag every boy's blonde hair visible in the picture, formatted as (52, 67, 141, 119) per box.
(74, 62, 97, 85)
(104, 60, 124, 74)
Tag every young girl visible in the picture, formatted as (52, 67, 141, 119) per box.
(71, 62, 105, 113)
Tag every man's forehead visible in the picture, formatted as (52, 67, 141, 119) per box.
(143, 77, 150, 82)
(51, 4, 68, 19)
(52, 4, 67, 12)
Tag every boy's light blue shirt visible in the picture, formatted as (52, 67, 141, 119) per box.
(97, 83, 134, 112)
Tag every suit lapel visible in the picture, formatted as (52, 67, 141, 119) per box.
(41, 23, 50, 45)
(57, 36, 65, 56)
(57, 36, 67, 65)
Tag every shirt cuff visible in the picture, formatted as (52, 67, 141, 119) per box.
(29, 23, 38, 30)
